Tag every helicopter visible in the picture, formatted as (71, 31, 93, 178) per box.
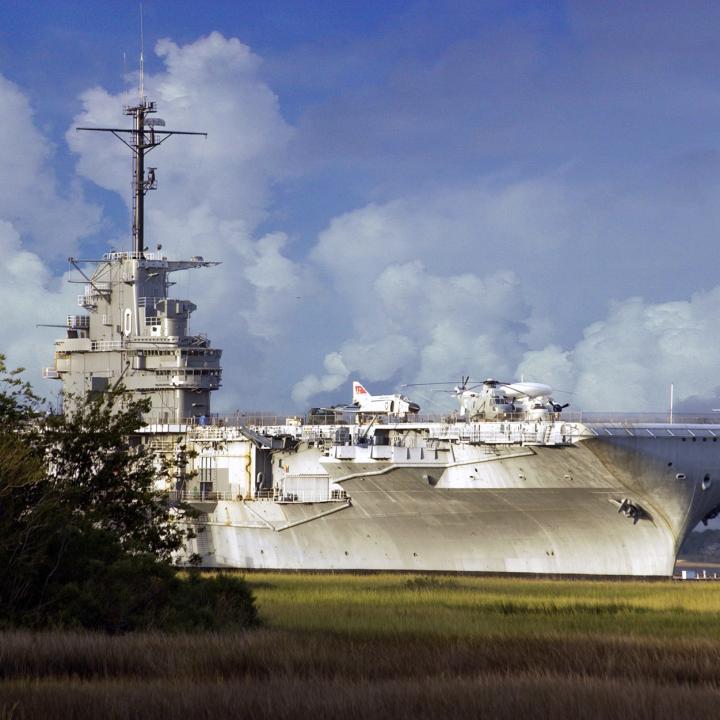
(403, 377, 569, 421)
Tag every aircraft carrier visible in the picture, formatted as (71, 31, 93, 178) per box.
(43, 94, 720, 577)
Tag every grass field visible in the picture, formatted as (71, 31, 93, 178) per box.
(3, 573, 720, 718)
(252, 572, 720, 639)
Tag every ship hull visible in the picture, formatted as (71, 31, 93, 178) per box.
(186, 425, 720, 576)
(192, 485, 674, 575)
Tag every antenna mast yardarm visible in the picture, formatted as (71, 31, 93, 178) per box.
(77, 101, 206, 254)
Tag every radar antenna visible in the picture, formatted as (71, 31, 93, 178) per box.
(76, 103, 206, 254)
(139, 3, 145, 100)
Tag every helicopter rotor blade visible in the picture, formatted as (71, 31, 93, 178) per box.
(403, 374, 474, 390)
(401, 381, 462, 388)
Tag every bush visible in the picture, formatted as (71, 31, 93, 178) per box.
(169, 572, 260, 632)
(33, 561, 259, 633)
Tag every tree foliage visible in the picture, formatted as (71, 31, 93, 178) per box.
(0, 355, 258, 631)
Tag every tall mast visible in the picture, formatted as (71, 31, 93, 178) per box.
(129, 99, 152, 253)
(77, 101, 206, 253)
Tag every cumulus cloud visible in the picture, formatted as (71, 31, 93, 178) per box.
(308, 174, 720, 354)
(0, 75, 99, 260)
(69, 33, 291, 227)
(291, 352, 349, 405)
(0, 72, 100, 401)
(298, 274, 720, 412)
(277, 3, 720, 412)
(293, 180, 602, 406)
(0, 219, 77, 400)
(517, 290, 720, 412)
(292, 252, 532, 406)
(296, 179, 720, 413)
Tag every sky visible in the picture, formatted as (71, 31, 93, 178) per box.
(3, 0, 720, 414)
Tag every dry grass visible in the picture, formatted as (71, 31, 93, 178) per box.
(3, 574, 720, 718)
(1, 628, 720, 685)
(2, 674, 720, 720)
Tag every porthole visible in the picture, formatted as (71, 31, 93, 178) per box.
(667, 462, 673, 467)
(676, 473, 687, 481)
(703, 474, 712, 491)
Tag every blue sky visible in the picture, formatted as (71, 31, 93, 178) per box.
(3, 1, 720, 413)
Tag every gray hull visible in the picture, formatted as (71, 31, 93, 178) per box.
(187, 424, 720, 576)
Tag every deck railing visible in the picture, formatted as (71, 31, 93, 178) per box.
(175, 490, 235, 502)
(181, 411, 720, 428)
(175, 488, 348, 504)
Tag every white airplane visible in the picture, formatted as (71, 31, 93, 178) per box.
(350, 381, 421, 417)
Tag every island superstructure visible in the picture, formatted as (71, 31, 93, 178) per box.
(44, 98, 222, 423)
(44, 93, 720, 577)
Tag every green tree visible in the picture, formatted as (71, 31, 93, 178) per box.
(0, 355, 258, 631)
(0, 357, 47, 616)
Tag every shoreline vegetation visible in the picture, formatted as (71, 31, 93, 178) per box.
(3, 573, 720, 719)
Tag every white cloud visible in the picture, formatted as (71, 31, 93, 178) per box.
(297, 275, 720, 412)
(295, 183, 573, 406)
(0, 220, 77, 400)
(0, 75, 99, 260)
(291, 352, 349, 405)
(0, 73, 100, 401)
(296, 179, 720, 413)
(308, 178, 610, 353)
(292, 252, 532, 405)
(517, 290, 720, 412)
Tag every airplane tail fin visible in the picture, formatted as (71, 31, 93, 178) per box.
(352, 381, 369, 404)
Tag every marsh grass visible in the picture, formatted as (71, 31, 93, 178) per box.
(4, 573, 720, 718)
(2, 674, 720, 720)
(250, 573, 720, 639)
